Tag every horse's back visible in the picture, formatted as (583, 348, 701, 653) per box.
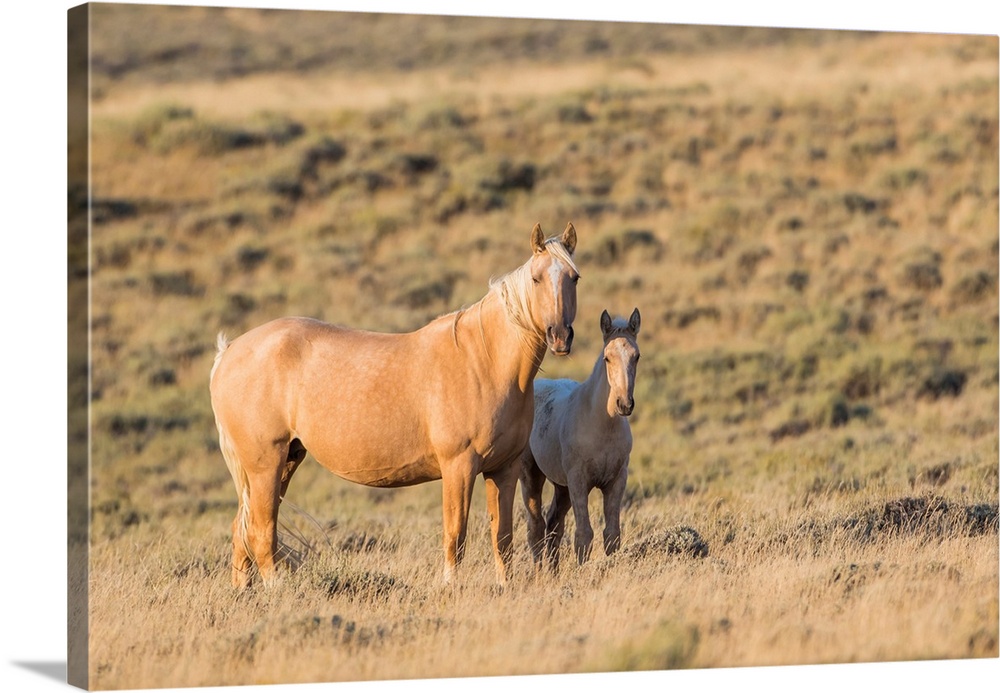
(215, 316, 414, 381)
(211, 316, 413, 434)
(215, 317, 339, 370)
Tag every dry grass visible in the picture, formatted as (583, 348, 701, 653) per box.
(75, 6, 998, 690)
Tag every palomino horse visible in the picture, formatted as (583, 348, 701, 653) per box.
(210, 223, 579, 589)
(520, 308, 640, 570)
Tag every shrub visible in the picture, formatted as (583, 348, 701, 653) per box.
(607, 622, 701, 671)
(917, 369, 968, 400)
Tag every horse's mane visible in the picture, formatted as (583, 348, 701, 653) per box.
(488, 238, 578, 353)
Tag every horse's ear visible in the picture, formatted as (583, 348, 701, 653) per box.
(600, 309, 612, 337)
(628, 307, 641, 335)
(561, 222, 577, 254)
(530, 223, 546, 254)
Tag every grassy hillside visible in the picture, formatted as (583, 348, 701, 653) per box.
(78, 5, 997, 689)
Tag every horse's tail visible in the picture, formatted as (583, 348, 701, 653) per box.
(209, 331, 253, 568)
(217, 417, 252, 562)
(209, 331, 230, 383)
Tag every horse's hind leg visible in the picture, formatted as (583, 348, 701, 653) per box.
(244, 462, 285, 585)
(519, 449, 547, 571)
(233, 436, 291, 586)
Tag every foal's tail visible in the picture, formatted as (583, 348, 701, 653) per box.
(210, 332, 253, 564)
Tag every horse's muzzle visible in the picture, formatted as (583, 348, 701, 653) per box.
(616, 397, 635, 417)
(547, 324, 573, 355)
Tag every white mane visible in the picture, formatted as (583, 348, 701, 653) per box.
(488, 238, 577, 352)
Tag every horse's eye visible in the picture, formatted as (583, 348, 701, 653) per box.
(571, 275, 579, 284)
(532, 277, 541, 284)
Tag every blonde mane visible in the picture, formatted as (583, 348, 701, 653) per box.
(488, 238, 577, 353)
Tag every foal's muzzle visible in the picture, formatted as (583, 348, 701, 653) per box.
(546, 324, 574, 355)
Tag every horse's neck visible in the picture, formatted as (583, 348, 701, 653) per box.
(465, 291, 547, 393)
(576, 353, 614, 424)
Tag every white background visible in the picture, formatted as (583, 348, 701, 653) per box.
(1, 1, 997, 692)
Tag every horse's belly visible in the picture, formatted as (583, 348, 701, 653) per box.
(529, 434, 570, 487)
(536, 456, 569, 487)
(334, 458, 441, 487)
(298, 412, 440, 488)
(531, 421, 630, 489)
(311, 446, 441, 488)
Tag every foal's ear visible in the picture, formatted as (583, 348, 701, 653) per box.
(628, 307, 641, 335)
(600, 309, 612, 337)
(561, 222, 577, 254)
(530, 223, 546, 254)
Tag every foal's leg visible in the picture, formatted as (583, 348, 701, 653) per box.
(519, 449, 547, 570)
(601, 463, 629, 555)
(484, 460, 519, 586)
(543, 484, 572, 573)
(567, 475, 595, 565)
(440, 452, 480, 583)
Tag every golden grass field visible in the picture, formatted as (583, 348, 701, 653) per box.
(70, 5, 998, 690)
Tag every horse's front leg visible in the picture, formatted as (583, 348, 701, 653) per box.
(543, 484, 572, 572)
(601, 462, 629, 555)
(484, 459, 519, 587)
(440, 452, 480, 583)
(568, 473, 595, 565)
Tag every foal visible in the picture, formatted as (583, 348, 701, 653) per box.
(521, 308, 640, 570)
